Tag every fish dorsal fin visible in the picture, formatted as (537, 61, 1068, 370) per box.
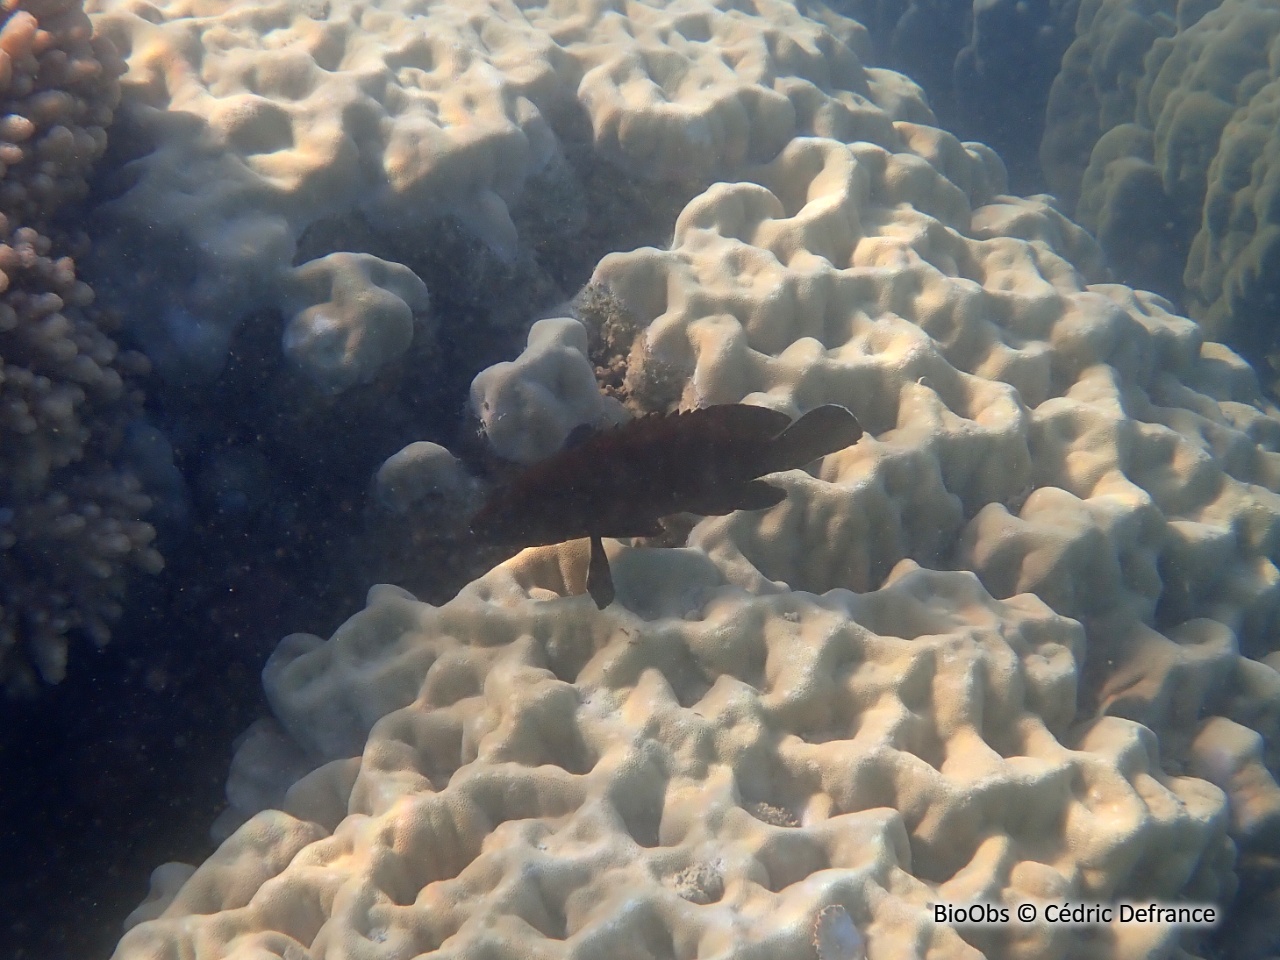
(564, 422, 598, 450)
(689, 404, 792, 442)
(587, 405, 791, 455)
(771, 404, 862, 469)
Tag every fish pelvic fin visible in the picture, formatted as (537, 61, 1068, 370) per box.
(587, 535, 615, 609)
(772, 404, 862, 469)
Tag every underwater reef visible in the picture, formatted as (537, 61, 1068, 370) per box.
(832, 0, 1080, 193)
(0, 0, 159, 694)
(1041, 0, 1280, 374)
(62, 0, 1280, 958)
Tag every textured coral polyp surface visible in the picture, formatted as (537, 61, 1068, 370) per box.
(84, 0, 929, 379)
(100, 1, 1280, 956)
(112, 118, 1280, 960)
(1041, 0, 1280, 359)
(589, 136, 1280, 652)
(117, 565, 1226, 960)
(112, 119, 1280, 957)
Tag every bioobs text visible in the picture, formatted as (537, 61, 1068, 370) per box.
(933, 904, 1009, 924)
(932, 902, 1219, 926)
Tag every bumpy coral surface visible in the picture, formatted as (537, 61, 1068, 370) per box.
(1177, 4, 1280, 361)
(278, 251, 433, 394)
(839, 0, 1078, 191)
(118, 565, 1227, 960)
(84, 0, 962, 386)
(115, 121, 1280, 958)
(1039, 0, 1178, 214)
(1041, 0, 1280, 366)
(470, 317, 628, 464)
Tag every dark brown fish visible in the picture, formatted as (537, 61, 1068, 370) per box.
(470, 403, 862, 608)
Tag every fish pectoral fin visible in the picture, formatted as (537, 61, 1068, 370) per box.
(587, 535, 615, 609)
(733, 480, 788, 511)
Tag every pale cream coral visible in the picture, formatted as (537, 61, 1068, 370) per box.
(85, 0, 984, 386)
(116, 125, 1280, 959)
(117, 563, 1230, 960)
(568, 0, 896, 183)
(374, 442, 476, 517)
(279, 251, 432, 393)
(543, 131, 1280, 928)
(469, 317, 627, 464)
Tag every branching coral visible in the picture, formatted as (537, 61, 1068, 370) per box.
(0, 0, 153, 693)
(0, 0, 121, 228)
(0, 216, 159, 691)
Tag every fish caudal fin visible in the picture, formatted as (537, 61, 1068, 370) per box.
(772, 404, 862, 469)
(587, 535, 615, 609)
